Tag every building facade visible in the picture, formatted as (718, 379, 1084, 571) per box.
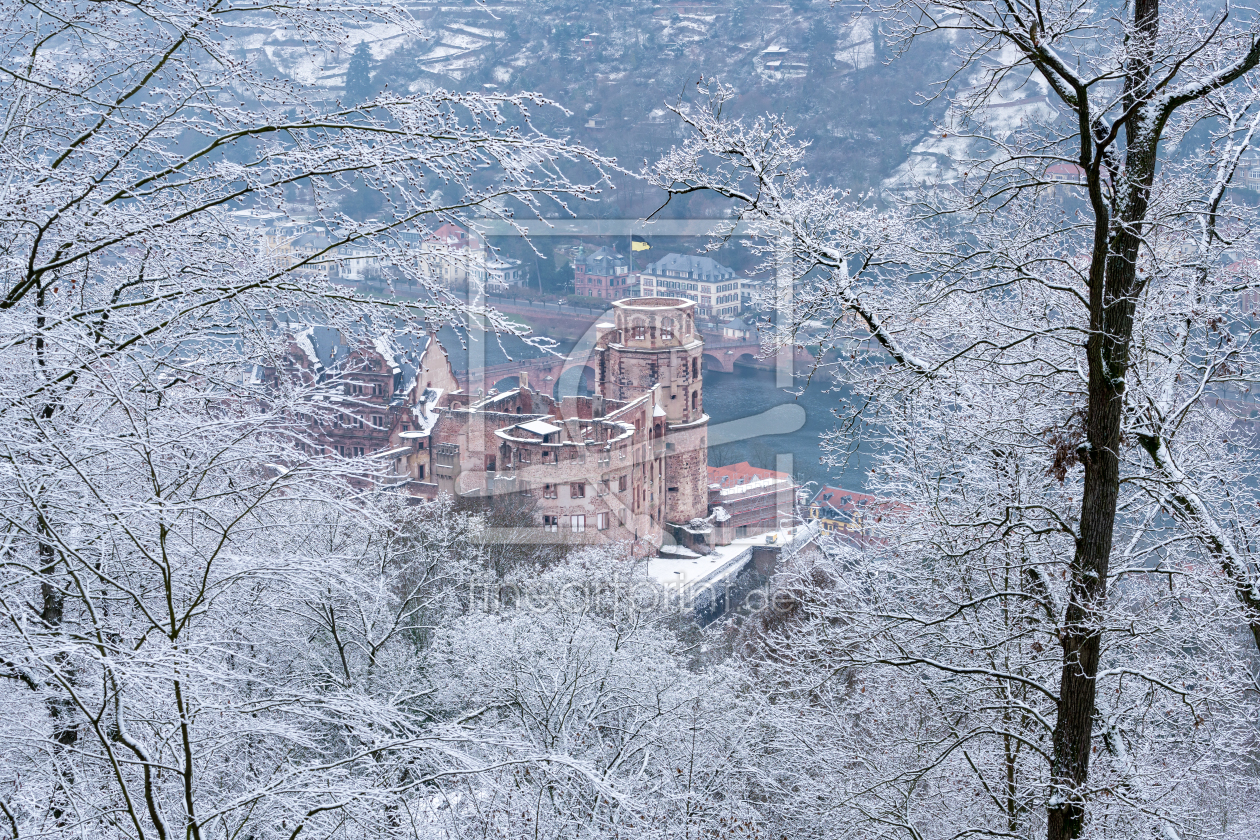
(267, 320, 461, 495)
(707, 462, 795, 538)
(273, 298, 785, 552)
(573, 245, 635, 300)
(637, 253, 741, 321)
(419, 222, 487, 290)
(427, 297, 738, 550)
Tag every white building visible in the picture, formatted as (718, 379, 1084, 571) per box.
(637, 253, 741, 321)
(485, 257, 523, 293)
(418, 222, 487, 289)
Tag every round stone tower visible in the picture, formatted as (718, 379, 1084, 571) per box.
(595, 298, 708, 525)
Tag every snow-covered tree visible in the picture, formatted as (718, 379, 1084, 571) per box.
(649, 2, 1260, 837)
(0, 0, 609, 837)
(423, 555, 766, 840)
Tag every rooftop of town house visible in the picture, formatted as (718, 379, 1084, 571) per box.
(811, 485, 881, 511)
(574, 245, 628, 269)
(708, 461, 792, 488)
(424, 222, 482, 249)
(641, 253, 735, 280)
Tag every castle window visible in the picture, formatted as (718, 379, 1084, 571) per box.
(544, 483, 557, 499)
(543, 515, 559, 532)
(661, 327, 673, 341)
(632, 325, 646, 340)
(692, 358, 698, 378)
(570, 482, 586, 499)
(597, 512, 609, 530)
(372, 414, 385, 428)
(618, 475, 628, 492)
(691, 391, 697, 412)
(570, 515, 586, 533)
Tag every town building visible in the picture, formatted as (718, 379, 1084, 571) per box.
(637, 253, 741, 321)
(721, 316, 755, 341)
(808, 485, 902, 545)
(1045, 162, 1088, 199)
(738, 276, 770, 312)
(707, 462, 795, 538)
(230, 210, 334, 279)
(485, 257, 524, 293)
(573, 245, 636, 300)
(419, 222, 487, 290)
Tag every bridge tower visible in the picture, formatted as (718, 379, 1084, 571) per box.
(595, 298, 709, 526)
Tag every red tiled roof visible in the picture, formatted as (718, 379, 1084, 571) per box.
(811, 485, 879, 509)
(425, 222, 481, 249)
(707, 461, 791, 487)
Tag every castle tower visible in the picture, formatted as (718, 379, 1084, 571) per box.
(595, 298, 708, 525)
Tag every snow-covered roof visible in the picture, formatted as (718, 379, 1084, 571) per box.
(408, 387, 444, 436)
(518, 419, 562, 436)
(642, 252, 734, 280)
(716, 476, 790, 497)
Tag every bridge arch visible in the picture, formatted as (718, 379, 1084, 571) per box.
(734, 352, 760, 369)
(553, 363, 598, 400)
(702, 352, 730, 373)
(492, 375, 520, 393)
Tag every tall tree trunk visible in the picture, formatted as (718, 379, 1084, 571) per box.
(1047, 4, 1161, 838)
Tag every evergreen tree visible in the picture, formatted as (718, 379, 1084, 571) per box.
(345, 41, 373, 103)
(807, 17, 834, 78)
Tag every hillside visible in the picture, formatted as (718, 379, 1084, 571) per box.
(227, 0, 962, 211)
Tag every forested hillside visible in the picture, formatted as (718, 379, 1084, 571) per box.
(3, 2, 1260, 840)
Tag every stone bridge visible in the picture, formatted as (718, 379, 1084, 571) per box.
(462, 353, 600, 398)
